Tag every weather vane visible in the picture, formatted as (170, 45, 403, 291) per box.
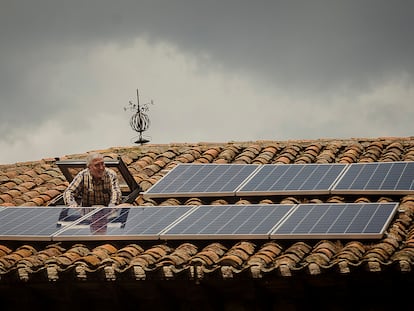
(124, 89, 153, 144)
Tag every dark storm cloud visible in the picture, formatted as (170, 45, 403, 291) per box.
(3, 0, 414, 91)
(1, 0, 413, 163)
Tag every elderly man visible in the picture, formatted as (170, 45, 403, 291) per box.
(63, 153, 122, 207)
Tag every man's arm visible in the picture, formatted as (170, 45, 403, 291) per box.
(63, 171, 84, 207)
(108, 169, 122, 206)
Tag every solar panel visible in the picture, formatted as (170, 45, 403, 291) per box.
(53, 206, 193, 241)
(143, 163, 260, 198)
(271, 202, 399, 239)
(236, 164, 347, 195)
(331, 161, 414, 194)
(0, 207, 93, 241)
(160, 204, 295, 240)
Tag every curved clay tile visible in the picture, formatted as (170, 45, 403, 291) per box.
(0, 245, 37, 272)
(159, 198, 181, 206)
(363, 239, 399, 265)
(130, 244, 172, 268)
(24, 197, 45, 206)
(233, 155, 253, 164)
(251, 156, 270, 165)
(0, 245, 12, 257)
(247, 241, 283, 267)
(234, 199, 252, 205)
(156, 150, 179, 161)
(23, 190, 40, 199)
(153, 158, 168, 169)
(73, 244, 118, 271)
(4, 170, 18, 179)
(44, 189, 61, 200)
(360, 143, 384, 162)
(184, 197, 203, 205)
(0, 194, 13, 204)
(218, 241, 256, 268)
(45, 244, 90, 267)
(381, 149, 402, 162)
(194, 157, 210, 164)
(190, 243, 227, 267)
(390, 248, 414, 272)
(258, 199, 274, 204)
(305, 240, 340, 269)
(354, 197, 371, 203)
(75, 254, 102, 267)
(275, 242, 312, 269)
(239, 145, 262, 158)
(252, 151, 275, 164)
(338, 156, 355, 164)
(315, 152, 336, 163)
(94, 244, 118, 258)
(177, 152, 198, 163)
(103, 244, 144, 269)
(274, 156, 291, 164)
(18, 181, 37, 190)
(326, 196, 344, 203)
(404, 148, 414, 161)
(280, 197, 301, 204)
(308, 198, 324, 204)
(179, 147, 203, 161)
(295, 153, 314, 164)
(140, 179, 156, 191)
(214, 158, 228, 164)
(1, 181, 17, 191)
(143, 163, 163, 176)
(201, 147, 221, 162)
(120, 155, 134, 166)
(382, 142, 404, 156)
(216, 146, 240, 162)
(335, 241, 366, 264)
(16, 244, 65, 273)
(157, 243, 198, 267)
(262, 144, 281, 156)
(211, 199, 230, 205)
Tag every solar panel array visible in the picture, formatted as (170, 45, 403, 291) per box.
(54, 206, 193, 241)
(0, 207, 89, 241)
(271, 202, 398, 239)
(0, 203, 399, 241)
(237, 164, 347, 195)
(143, 164, 259, 198)
(143, 162, 414, 198)
(161, 204, 295, 240)
(331, 161, 414, 194)
(1, 162, 409, 242)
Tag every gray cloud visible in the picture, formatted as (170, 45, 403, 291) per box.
(1, 0, 414, 163)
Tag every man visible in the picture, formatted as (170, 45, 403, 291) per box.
(63, 153, 122, 207)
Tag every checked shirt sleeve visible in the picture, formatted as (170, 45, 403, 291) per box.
(63, 170, 85, 207)
(108, 169, 122, 206)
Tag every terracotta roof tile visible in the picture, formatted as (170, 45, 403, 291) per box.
(2, 137, 414, 285)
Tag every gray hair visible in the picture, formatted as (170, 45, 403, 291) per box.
(86, 153, 104, 167)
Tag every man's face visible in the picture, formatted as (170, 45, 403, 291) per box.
(89, 158, 105, 179)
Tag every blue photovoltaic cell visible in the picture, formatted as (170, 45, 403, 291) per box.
(161, 204, 295, 239)
(143, 164, 259, 198)
(271, 202, 399, 239)
(0, 207, 92, 241)
(53, 206, 193, 241)
(237, 164, 347, 195)
(332, 161, 414, 194)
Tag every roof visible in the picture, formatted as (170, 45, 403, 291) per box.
(1, 137, 414, 287)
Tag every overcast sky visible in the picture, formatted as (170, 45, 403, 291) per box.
(1, 0, 413, 164)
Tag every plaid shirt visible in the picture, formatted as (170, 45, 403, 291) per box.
(63, 168, 122, 207)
